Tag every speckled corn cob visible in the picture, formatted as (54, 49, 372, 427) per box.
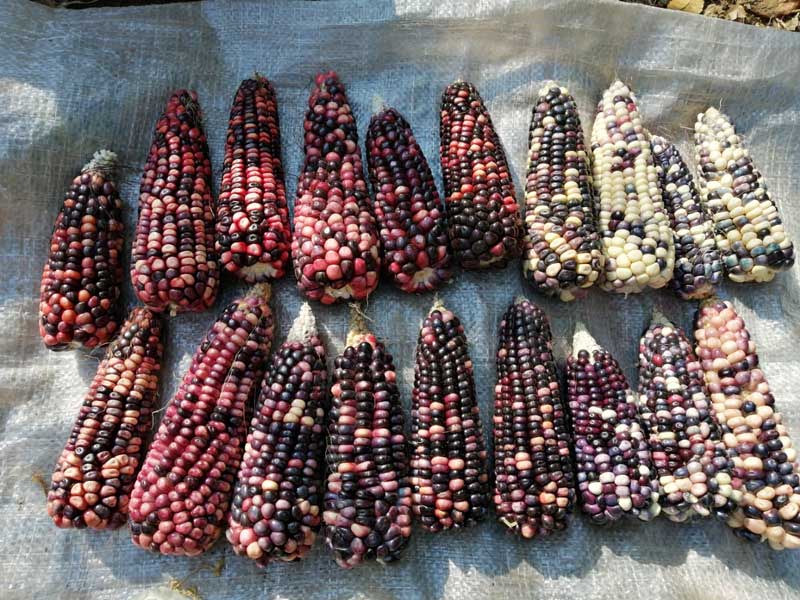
(567, 323, 660, 523)
(523, 83, 603, 302)
(651, 137, 723, 300)
(694, 108, 794, 283)
(591, 81, 674, 293)
(695, 299, 800, 549)
(39, 150, 124, 350)
(47, 307, 163, 529)
(323, 306, 412, 568)
(366, 108, 452, 293)
(291, 72, 380, 304)
(492, 298, 575, 538)
(410, 301, 489, 531)
(638, 311, 736, 522)
(439, 81, 523, 269)
(216, 76, 290, 283)
(131, 90, 219, 314)
(129, 285, 274, 556)
(228, 303, 328, 565)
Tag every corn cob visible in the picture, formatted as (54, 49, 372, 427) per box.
(695, 299, 800, 549)
(291, 72, 380, 304)
(129, 285, 274, 556)
(131, 90, 219, 314)
(693, 108, 795, 283)
(492, 298, 575, 538)
(228, 303, 328, 565)
(439, 81, 523, 269)
(523, 82, 603, 302)
(651, 136, 723, 300)
(366, 108, 452, 293)
(591, 81, 674, 293)
(410, 301, 489, 531)
(567, 323, 660, 523)
(216, 76, 290, 283)
(47, 307, 163, 529)
(323, 306, 412, 568)
(637, 310, 736, 522)
(39, 150, 124, 350)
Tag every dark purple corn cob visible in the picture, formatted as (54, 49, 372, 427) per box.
(695, 299, 800, 549)
(523, 83, 603, 302)
(323, 306, 412, 568)
(492, 298, 575, 538)
(228, 303, 328, 565)
(47, 307, 163, 529)
(131, 90, 219, 315)
(439, 81, 523, 270)
(410, 301, 489, 531)
(39, 150, 124, 350)
(651, 136, 723, 300)
(291, 71, 380, 304)
(365, 108, 452, 293)
(216, 76, 290, 283)
(129, 285, 274, 556)
(638, 311, 735, 522)
(566, 323, 660, 523)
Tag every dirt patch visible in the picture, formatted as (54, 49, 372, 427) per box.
(625, 0, 800, 30)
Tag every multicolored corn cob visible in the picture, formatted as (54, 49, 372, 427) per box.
(47, 307, 163, 529)
(131, 90, 219, 315)
(323, 306, 412, 568)
(216, 76, 290, 283)
(694, 108, 794, 283)
(129, 285, 274, 556)
(523, 82, 603, 302)
(567, 323, 660, 523)
(291, 72, 380, 304)
(366, 108, 452, 293)
(638, 311, 736, 522)
(39, 150, 124, 350)
(409, 301, 489, 531)
(492, 298, 575, 538)
(695, 299, 800, 549)
(651, 136, 723, 300)
(591, 80, 674, 293)
(439, 81, 523, 269)
(228, 303, 328, 565)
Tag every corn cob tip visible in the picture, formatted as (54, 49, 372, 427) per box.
(81, 149, 118, 176)
(571, 321, 600, 355)
(346, 303, 372, 347)
(248, 282, 272, 303)
(429, 295, 446, 314)
(285, 302, 318, 344)
(649, 306, 674, 328)
(513, 295, 530, 306)
(536, 80, 564, 96)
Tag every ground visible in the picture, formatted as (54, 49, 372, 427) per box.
(626, 0, 799, 30)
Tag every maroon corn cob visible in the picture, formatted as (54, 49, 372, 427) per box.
(131, 90, 219, 315)
(566, 323, 660, 523)
(323, 306, 412, 568)
(228, 303, 328, 565)
(291, 72, 380, 304)
(39, 150, 124, 350)
(439, 81, 523, 269)
(492, 298, 575, 538)
(47, 307, 163, 529)
(365, 108, 452, 293)
(216, 76, 290, 283)
(695, 299, 800, 549)
(129, 285, 274, 556)
(410, 301, 489, 531)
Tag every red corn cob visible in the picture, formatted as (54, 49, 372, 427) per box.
(131, 90, 219, 315)
(323, 306, 412, 568)
(47, 307, 163, 529)
(291, 72, 380, 304)
(493, 298, 575, 538)
(216, 77, 290, 283)
(365, 108, 452, 293)
(39, 150, 124, 350)
(129, 285, 274, 556)
(228, 303, 328, 565)
(410, 301, 489, 531)
(439, 81, 523, 269)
